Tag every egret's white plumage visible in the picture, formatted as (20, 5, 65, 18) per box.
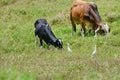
(91, 45, 97, 56)
(67, 43, 72, 53)
(94, 34, 97, 39)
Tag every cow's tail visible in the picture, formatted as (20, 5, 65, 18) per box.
(70, 8, 76, 32)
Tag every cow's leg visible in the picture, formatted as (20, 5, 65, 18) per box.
(39, 38, 43, 47)
(70, 12, 76, 33)
(88, 28, 92, 36)
(48, 43, 53, 50)
(93, 24, 98, 34)
(88, 24, 93, 36)
(88, 28, 95, 36)
(71, 20, 76, 33)
(89, 23, 96, 36)
(81, 23, 86, 37)
(90, 27, 95, 35)
(94, 27, 100, 38)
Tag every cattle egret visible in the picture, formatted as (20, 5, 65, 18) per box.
(94, 34, 97, 39)
(67, 43, 72, 53)
(91, 45, 97, 56)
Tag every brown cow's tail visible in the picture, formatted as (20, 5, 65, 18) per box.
(70, 8, 76, 32)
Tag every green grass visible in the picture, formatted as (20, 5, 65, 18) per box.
(0, 0, 120, 80)
(0, 68, 35, 80)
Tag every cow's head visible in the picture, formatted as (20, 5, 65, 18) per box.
(55, 39, 63, 49)
(99, 23, 110, 35)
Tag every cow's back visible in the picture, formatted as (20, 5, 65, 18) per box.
(70, 0, 92, 24)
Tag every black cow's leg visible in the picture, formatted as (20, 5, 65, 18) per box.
(39, 38, 43, 47)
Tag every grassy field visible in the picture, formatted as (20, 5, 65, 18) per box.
(0, 0, 120, 80)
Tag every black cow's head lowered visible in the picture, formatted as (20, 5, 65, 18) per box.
(55, 39, 63, 49)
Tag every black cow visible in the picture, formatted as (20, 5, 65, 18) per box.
(34, 18, 63, 49)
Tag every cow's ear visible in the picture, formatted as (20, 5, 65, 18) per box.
(55, 39, 59, 43)
(55, 39, 60, 45)
(58, 38, 63, 45)
(56, 39, 62, 43)
(45, 24, 49, 27)
(58, 38, 62, 42)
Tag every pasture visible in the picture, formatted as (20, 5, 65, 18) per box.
(0, 0, 120, 80)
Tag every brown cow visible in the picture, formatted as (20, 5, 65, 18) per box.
(70, 0, 110, 37)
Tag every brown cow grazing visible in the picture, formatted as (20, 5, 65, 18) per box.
(70, 0, 110, 37)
